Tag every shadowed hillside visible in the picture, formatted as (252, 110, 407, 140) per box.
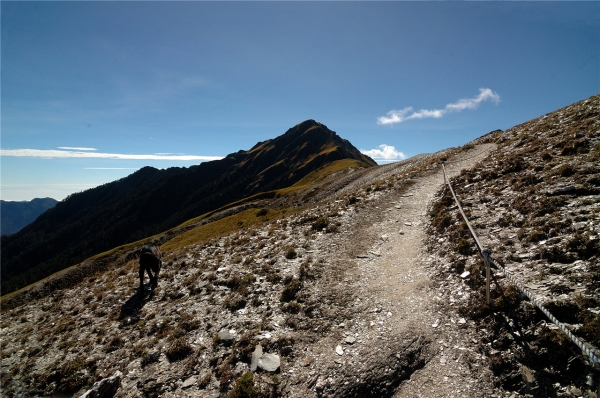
(1, 120, 376, 295)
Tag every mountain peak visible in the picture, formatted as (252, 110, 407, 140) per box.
(287, 119, 332, 137)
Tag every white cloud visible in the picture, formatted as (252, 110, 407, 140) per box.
(58, 146, 97, 151)
(445, 88, 500, 112)
(361, 144, 406, 161)
(378, 88, 500, 125)
(377, 107, 414, 125)
(0, 148, 223, 161)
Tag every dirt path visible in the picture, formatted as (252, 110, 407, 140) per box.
(285, 143, 503, 397)
(351, 143, 499, 397)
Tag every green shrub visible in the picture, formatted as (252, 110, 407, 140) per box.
(228, 372, 257, 398)
(285, 248, 297, 260)
(256, 209, 268, 217)
(282, 301, 301, 314)
(455, 238, 473, 255)
(166, 337, 192, 361)
(311, 218, 328, 231)
(224, 293, 247, 311)
(280, 280, 303, 302)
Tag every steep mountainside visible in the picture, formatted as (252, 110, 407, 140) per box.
(0, 198, 58, 236)
(1, 120, 375, 295)
(427, 93, 600, 395)
(1, 95, 599, 398)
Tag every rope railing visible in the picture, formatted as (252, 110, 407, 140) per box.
(440, 162, 600, 371)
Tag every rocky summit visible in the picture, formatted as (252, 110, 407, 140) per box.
(1, 95, 599, 398)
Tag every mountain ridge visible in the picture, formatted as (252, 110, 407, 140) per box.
(1, 120, 375, 295)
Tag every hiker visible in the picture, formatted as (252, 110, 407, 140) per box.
(139, 243, 162, 296)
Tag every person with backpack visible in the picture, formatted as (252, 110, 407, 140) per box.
(139, 243, 162, 297)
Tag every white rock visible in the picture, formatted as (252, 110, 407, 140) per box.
(335, 345, 344, 356)
(345, 336, 356, 345)
(79, 370, 122, 398)
(257, 353, 280, 372)
(251, 345, 263, 372)
(181, 376, 197, 389)
(256, 332, 272, 340)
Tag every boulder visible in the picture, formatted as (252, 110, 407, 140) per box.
(258, 353, 280, 372)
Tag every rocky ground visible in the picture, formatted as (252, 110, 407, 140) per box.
(1, 94, 599, 398)
(427, 94, 600, 397)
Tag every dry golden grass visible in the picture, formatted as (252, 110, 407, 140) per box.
(162, 208, 294, 252)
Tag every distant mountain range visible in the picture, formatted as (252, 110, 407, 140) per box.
(1, 120, 376, 295)
(1, 198, 58, 236)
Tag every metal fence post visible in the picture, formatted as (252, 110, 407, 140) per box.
(482, 249, 491, 306)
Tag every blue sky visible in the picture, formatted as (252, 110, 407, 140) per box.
(2, 1, 598, 201)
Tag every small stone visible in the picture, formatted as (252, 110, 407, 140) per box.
(570, 387, 583, 396)
(218, 330, 235, 345)
(336, 345, 344, 356)
(315, 377, 327, 392)
(460, 271, 470, 279)
(181, 376, 197, 389)
(256, 332, 272, 340)
(458, 318, 466, 324)
(345, 336, 356, 345)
